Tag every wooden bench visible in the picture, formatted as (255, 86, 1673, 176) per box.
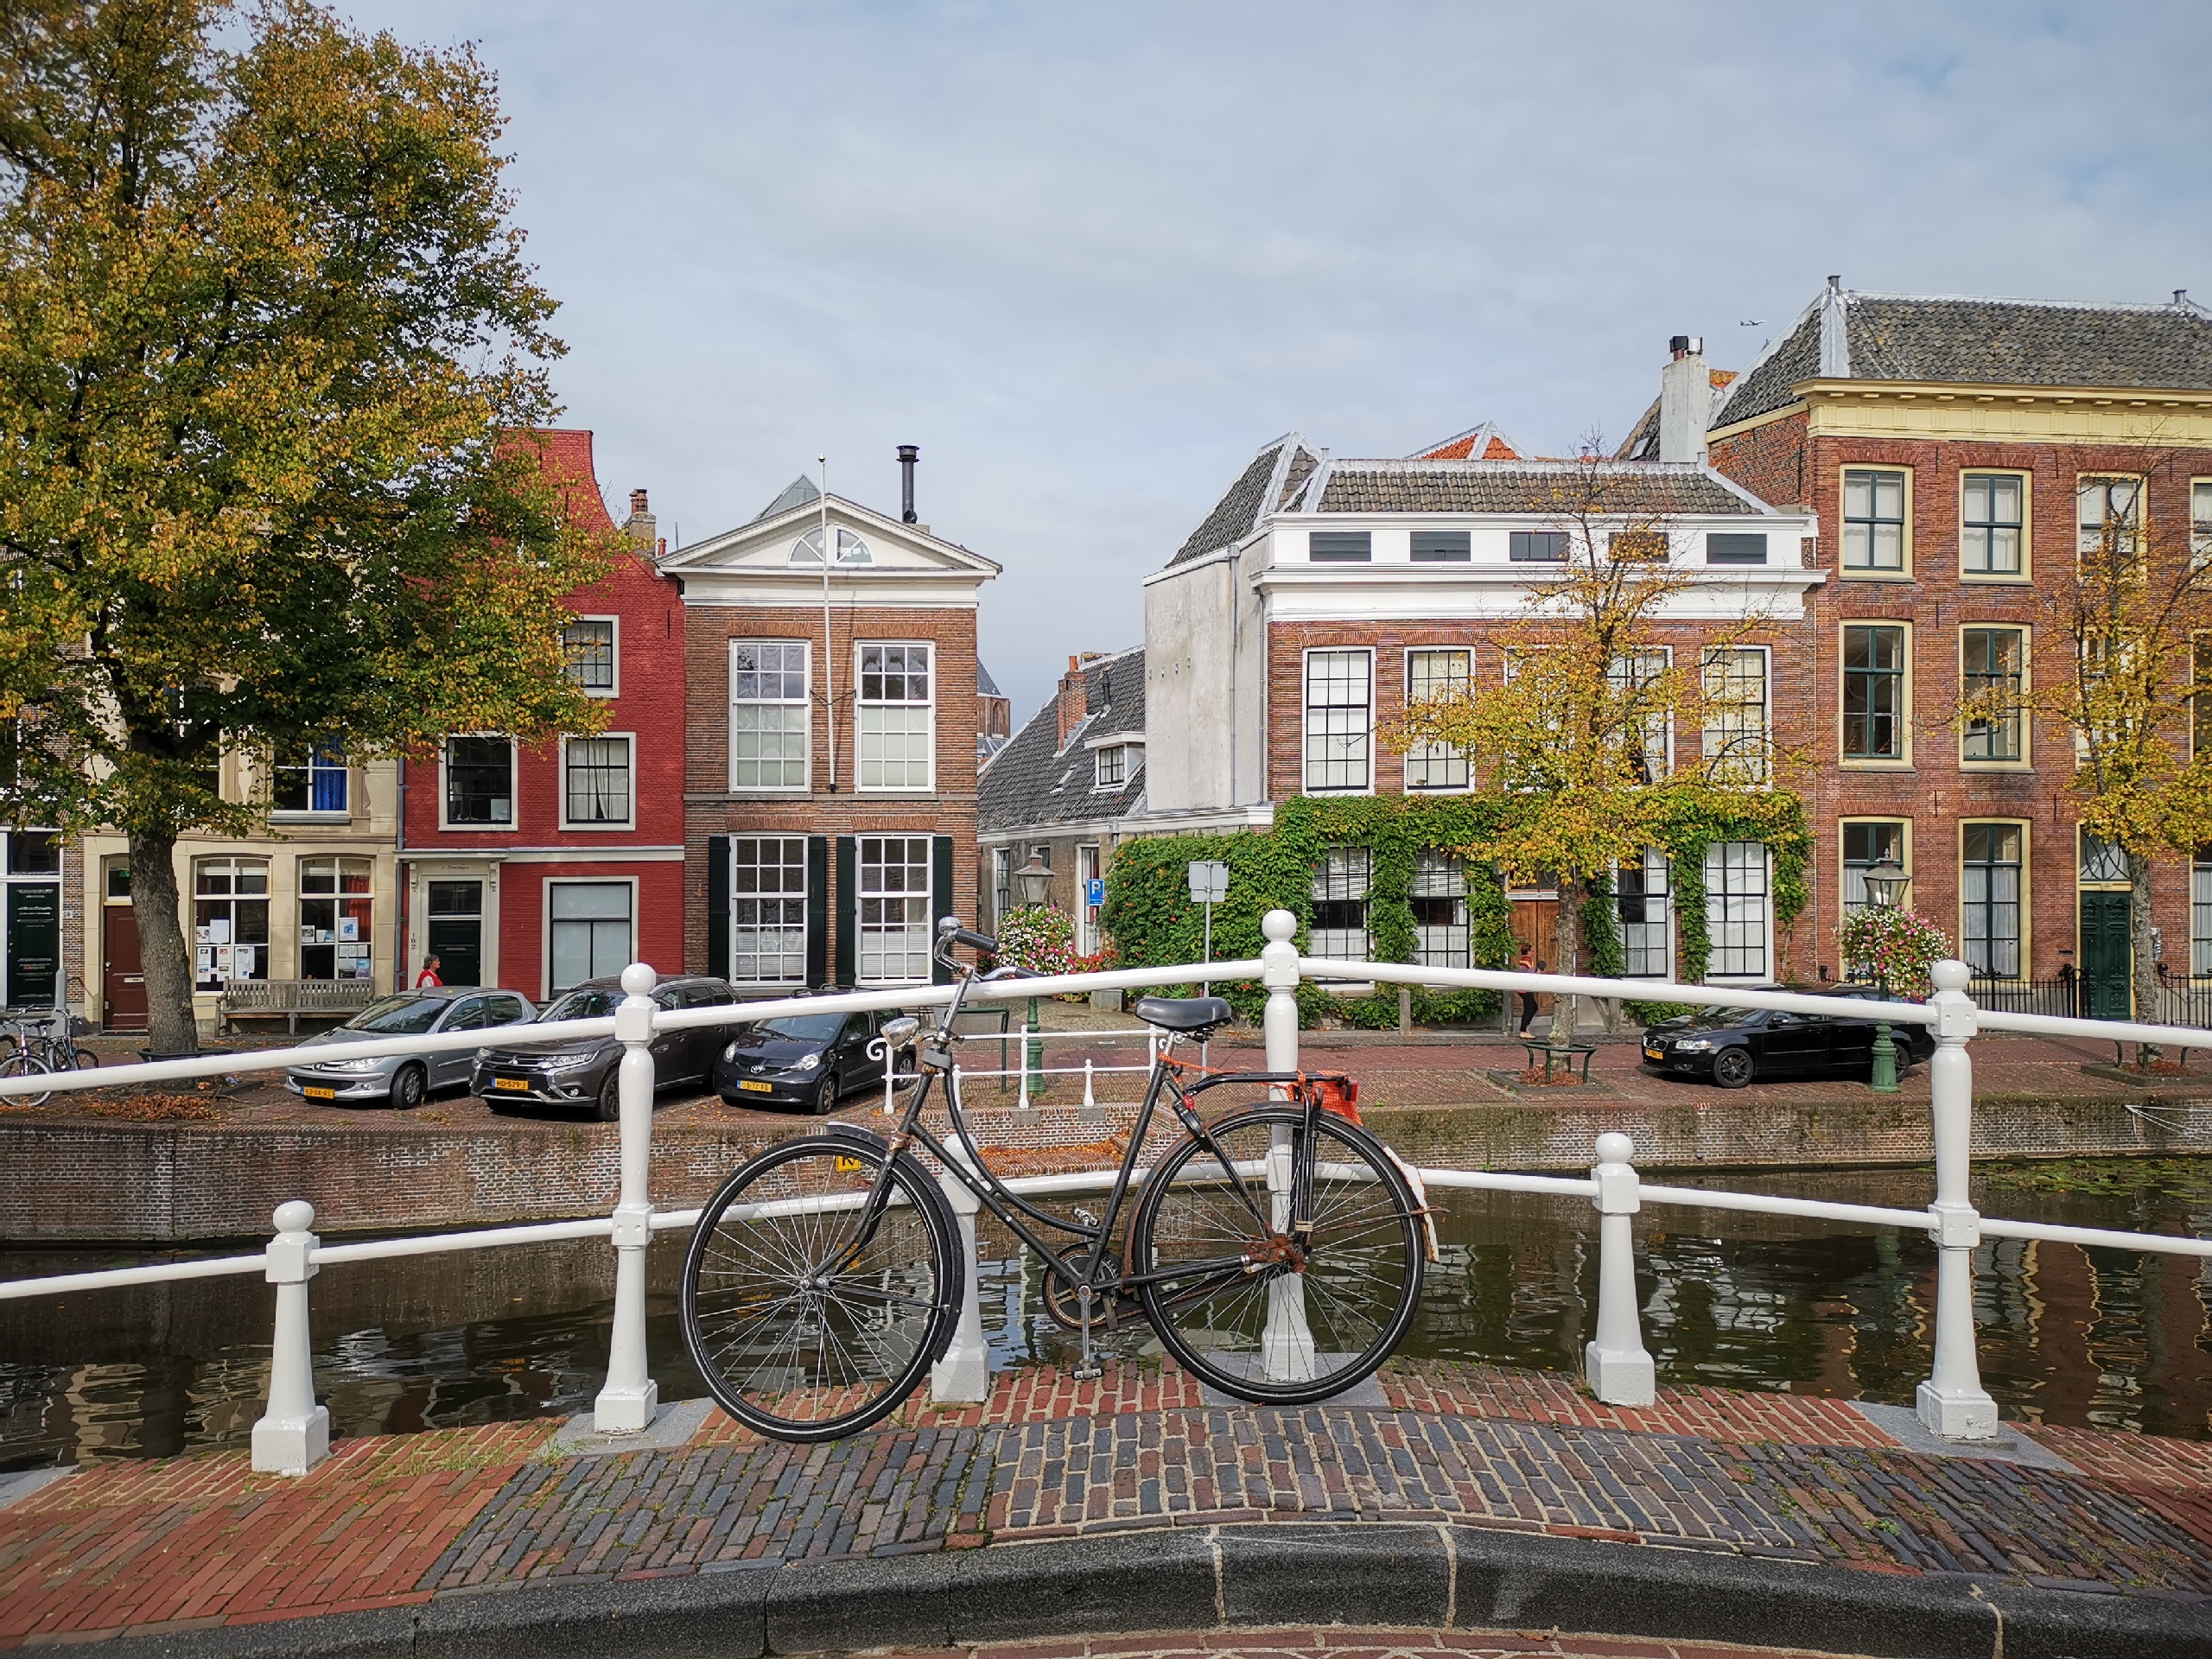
(219, 979, 378, 1035)
(1521, 1039, 1598, 1084)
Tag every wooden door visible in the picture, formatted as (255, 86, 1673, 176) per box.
(103, 904, 147, 1031)
(1509, 899, 1558, 973)
(2080, 891, 2133, 1020)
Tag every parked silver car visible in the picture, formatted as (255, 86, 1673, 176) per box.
(286, 988, 537, 1109)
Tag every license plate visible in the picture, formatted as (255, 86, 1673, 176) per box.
(493, 1077, 531, 1092)
(303, 1086, 335, 1100)
(1643, 1047, 1664, 1061)
(737, 1079, 773, 1094)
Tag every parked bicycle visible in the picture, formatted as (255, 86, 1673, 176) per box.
(679, 917, 1428, 1441)
(0, 1009, 98, 1107)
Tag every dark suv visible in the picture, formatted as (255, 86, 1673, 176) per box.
(474, 975, 737, 1119)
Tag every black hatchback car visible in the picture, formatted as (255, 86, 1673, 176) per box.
(473, 975, 737, 1119)
(711, 1007, 908, 1114)
(1641, 986, 1935, 1089)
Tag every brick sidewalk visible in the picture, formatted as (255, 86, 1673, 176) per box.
(3, 1360, 2209, 1649)
(891, 1629, 1847, 1659)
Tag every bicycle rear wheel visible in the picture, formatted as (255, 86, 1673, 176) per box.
(1130, 1106, 1422, 1404)
(0, 1052, 52, 1108)
(681, 1135, 958, 1441)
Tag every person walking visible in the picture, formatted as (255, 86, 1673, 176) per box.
(415, 955, 443, 989)
(1515, 943, 1541, 1037)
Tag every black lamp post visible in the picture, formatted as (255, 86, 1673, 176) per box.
(1861, 852, 1910, 1095)
(1012, 851, 1055, 1098)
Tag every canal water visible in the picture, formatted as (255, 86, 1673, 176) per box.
(3, 1157, 2208, 1471)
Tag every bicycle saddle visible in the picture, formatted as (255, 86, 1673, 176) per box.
(1133, 995, 1232, 1033)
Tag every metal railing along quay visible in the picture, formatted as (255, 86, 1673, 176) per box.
(4, 910, 2212, 1475)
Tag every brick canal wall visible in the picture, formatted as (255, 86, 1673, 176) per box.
(7, 1089, 2212, 1243)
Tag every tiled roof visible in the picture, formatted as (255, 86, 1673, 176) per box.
(754, 475, 820, 520)
(1410, 422, 1525, 462)
(1168, 438, 1318, 566)
(978, 648, 1146, 834)
(1314, 463, 1761, 517)
(1713, 288, 2212, 429)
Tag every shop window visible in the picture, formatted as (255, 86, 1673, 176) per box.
(1843, 626, 1906, 760)
(271, 745, 347, 814)
(1410, 853, 1468, 969)
(1703, 842, 1768, 978)
(1841, 468, 1906, 572)
(1961, 628, 2025, 762)
(731, 837, 807, 984)
(563, 619, 616, 691)
(857, 836, 931, 983)
(563, 735, 633, 826)
(300, 856, 372, 982)
(730, 641, 810, 791)
(1618, 848, 1670, 977)
(1404, 649, 1471, 791)
(857, 644, 933, 791)
(1304, 650, 1372, 792)
(1961, 474, 2024, 575)
(1311, 846, 1371, 961)
(194, 857, 269, 990)
(1961, 823, 2023, 980)
(445, 736, 513, 825)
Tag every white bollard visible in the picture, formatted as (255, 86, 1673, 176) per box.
(1258, 908, 1316, 1382)
(930, 1142, 991, 1403)
(1917, 959, 1999, 1440)
(1583, 1133, 1656, 1406)
(594, 963, 660, 1433)
(1083, 1057, 1096, 1109)
(251, 1200, 330, 1475)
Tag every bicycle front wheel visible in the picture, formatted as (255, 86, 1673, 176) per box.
(1130, 1106, 1422, 1404)
(0, 1052, 52, 1108)
(681, 1135, 959, 1441)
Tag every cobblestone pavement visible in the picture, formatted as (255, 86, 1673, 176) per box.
(4, 1361, 2211, 1648)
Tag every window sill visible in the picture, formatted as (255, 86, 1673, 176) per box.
(436, 823, 518, 833)
(557, 823, 639, 833)
(1958, 574, 2032, 586)
(1840, 759, 1914, 772)
(1957, 761, 2033, 773)
(1838, 569, 1915, 582)
(270, 812, 352, 823)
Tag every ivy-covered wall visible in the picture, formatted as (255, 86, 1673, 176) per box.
(1100, 791, 1811, 1025)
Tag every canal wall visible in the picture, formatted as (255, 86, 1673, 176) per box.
(6, 1087, 2212, 1243)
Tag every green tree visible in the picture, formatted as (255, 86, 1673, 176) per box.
(0, 1, 613, 1053)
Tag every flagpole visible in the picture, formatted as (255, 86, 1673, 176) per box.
(819, 454, 836, 791)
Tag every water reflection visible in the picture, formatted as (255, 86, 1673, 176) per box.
(3, 1158, 2209, 1471)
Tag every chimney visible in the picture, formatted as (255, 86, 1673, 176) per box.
(1057, 655, 1090, 749)
(897, 445, 919, 524)
(623, 487, 658, 552)
(1657, 336, 1709, 465)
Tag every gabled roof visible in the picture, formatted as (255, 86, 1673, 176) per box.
(978, 647, 1146, 833)
(1613, 369, 1739, 462)
(1408, 422, 1525, 461)
(522, 429, 619, 537)
(659, 488, 1001, 580)
(1166, 435, 1325, 567)
(1313, 461, 1764, 517)
(1712, 283, 2212, 429)
(977, 661, 1004, 700)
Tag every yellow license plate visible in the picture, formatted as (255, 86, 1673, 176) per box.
(737, 1079, 773, 1093)
(834, 1156, 864, 1173)
(1643, 1048, 1664, 1061)
(302, 1086, 335, 1100)
(493, 1077, 531, 1091)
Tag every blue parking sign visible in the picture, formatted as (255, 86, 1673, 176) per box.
(1085, 878, 1104, 907)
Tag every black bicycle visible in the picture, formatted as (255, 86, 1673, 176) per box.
(679, 917, 1428, 1441)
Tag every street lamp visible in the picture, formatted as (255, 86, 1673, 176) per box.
(1861, 852, 1909, 1095)
(1011, 851, 1054, 1100)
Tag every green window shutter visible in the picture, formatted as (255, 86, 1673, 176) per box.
(706, 835, 729, 981)
(805, 836, 830, 988)
(835, 836, 857, 988)
(931, 835, 956, 984)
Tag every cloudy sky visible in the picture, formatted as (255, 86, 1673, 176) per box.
(353, 0, 2211, 715)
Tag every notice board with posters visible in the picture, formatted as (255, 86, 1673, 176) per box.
(6, 882, 60, 1007)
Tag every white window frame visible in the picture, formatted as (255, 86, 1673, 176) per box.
(855, 641, 935, 794)
(1701, 645, 1770, 785)
(1609, 647, 1673, 783)
(268, 745, 350, 819)
(558, 732, 636, 830)
(439, 734, 518, 831)
(1077, 842, 1103, 956)
(563, 614, 620, 697)
(728, 639, 812, 795)
(1618, 847, 1672, 978)
(1403, 647, 1472, 792)
(2076, 474, 2143, 567)
(543, 875, 639, 1001)
(1311, 844, 1372, 962)
(2192, 480, 2212, 574)
(1303, 647, 1374, 794)
(1703, 842, 1770, 981)
(1410, 851, 1469, 968)
(729, 836, 809, 986)
(856, 834, 934, 985)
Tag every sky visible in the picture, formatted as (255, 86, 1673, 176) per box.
(346, 0, 2212, 716)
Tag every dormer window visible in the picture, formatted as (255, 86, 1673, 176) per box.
(792, 527, 871, 564)
(1095, 745, 1128, 787)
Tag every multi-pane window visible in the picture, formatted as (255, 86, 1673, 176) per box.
(1841, 468, 1906, 572)
(1410, 853, 1468, 968)
(1618, 847, 1670, 977)
(731, 837, 807, 983)
(1701, 648, 1768, 784)
(550, 882, 633, 994)
(563, 619, 616, 690)
(1961, 474, 2024, 576)
(271, 746, 346, 814)
(730, 642, 809, 791)
(1509, 531, 1568, 563)
(1843, 625, 1906, 760)
(2194, 847, 2212, 975)
(992, 848, 1011, 928)
(1841, 821, 1907, 918)
(793, 527, 870, 564)
(1403, 649, 1471, 791)
(1310, 846, 1371, 961)
(299, 855, 373, 982)
(1703, 842, 1768, 978)
(1304, 650, 1372, 791)
(1609, 650, 1670, 782)
(1094, 745, 1128, 787)
(1961, 823, 2023, 980)
(563, 736, 632, 825)
(2193, 482, 2212, 571)
(2077, 476, 2140, 563)
(193, 857, 269, 990)
(858, 836, 931, 983)
(1961, 628, 2025, 762)
(444, 737, 512, 825)
(858, 644, 933, 790)
(2196, 634, 2212, 760)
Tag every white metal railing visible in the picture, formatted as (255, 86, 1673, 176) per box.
(6, 912, 2212, 1472)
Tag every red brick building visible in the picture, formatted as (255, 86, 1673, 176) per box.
(1692, 282, 2212, 1014)
(659, 463, 1000, 992)
(397, 431, 687, 1000)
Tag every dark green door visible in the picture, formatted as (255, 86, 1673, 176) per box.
(5, 882, 60, 1007)
(2080, 891, 2132, 1020)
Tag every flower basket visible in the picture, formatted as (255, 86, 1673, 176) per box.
(1836, 906, 1951, 998)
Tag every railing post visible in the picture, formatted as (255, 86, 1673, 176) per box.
(1917, 958, 1998, 1440)
(594, 963, 660, 1433)
(251, 1200, 330, 1475)
(931, 1140, 990, 1403)
(1584, 1133, 1655, 1406)
(1258, 908, 1315, 1381)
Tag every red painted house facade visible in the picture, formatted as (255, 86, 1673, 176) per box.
(397, 430, 687, 1001)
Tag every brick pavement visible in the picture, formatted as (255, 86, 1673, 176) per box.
(897, 1630, 1851, 1659)
(4, 1359, 2211, 1649)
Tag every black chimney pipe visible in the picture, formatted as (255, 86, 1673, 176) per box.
(897, 445, 919, 524)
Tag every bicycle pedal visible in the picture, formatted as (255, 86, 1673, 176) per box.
(1071, 1360, 1103, 1381)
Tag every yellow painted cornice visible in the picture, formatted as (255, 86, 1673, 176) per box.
(1711, 379, 2212, 448)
